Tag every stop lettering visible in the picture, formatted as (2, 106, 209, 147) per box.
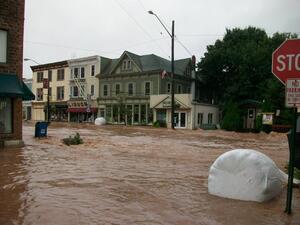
(272, 39, 300, 84)
(276, 54, 300, 71)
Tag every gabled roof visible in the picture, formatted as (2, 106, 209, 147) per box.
(152, 95, 191, 109)
(101, 51, 191, 76)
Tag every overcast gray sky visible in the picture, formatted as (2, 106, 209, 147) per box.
(23, 0, 300, 78)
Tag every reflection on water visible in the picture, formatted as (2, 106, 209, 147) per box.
(0, 122, 299, 225)
(0, 148, 27, 225)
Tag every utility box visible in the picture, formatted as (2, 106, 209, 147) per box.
(34, 122, 48, 138)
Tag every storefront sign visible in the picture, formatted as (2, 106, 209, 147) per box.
(162, 101, 180, 109)
(68, 101, 88, 108)
(262, 113, 274, 125)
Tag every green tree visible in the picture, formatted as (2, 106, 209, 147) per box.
(221, 101, 242, 131)
(198, 27, 297, 129)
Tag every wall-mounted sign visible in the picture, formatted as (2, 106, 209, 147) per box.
(286, 79, 300, 107)
(262, 113, 274, 125)
(162, 101, 180, 109)
(68, 101, 88, 108)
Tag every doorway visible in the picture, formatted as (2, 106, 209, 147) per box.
(174, 112, 186, 128)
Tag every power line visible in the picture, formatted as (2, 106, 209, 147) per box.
(136, 0, 171, 57)
(136, 1, 193, 58)
(114, 0, 170, 59)
(25, 37, 169, 56)
(174, 37, 193, 57)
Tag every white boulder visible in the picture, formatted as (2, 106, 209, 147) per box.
(94, 117, 106, 126)
(208, 149, 286, 202)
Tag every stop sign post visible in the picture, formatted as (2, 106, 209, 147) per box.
(272, 39, 300, 215)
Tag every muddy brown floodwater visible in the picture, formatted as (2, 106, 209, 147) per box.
(0, 122, 300, 225)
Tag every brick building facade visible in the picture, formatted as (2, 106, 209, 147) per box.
(0, 0, 27, 147)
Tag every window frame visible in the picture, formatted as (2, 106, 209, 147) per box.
(167, 82, 171, 93)
(80, 67, 85, 78)
(177, 84, 182, 94)
(128, 83, 134, 96)
(197, 113, 203, 125)
(208, 113, 213, 124)
(103, 84, 108, 97)
(91, 65, 95, 76)
(0, 29, 8, 64)
(91, 84, 94, 96)
(0, 97, 12, 134)
(71, 86, 79, 97)
(57, 86, 64, 100)
(115, 83, 121, 95)
(36, 88, 43, 101)
(48, 70, 52, 82)
(122, 60, 132, 71)
(37, 72, 44, 83)
(57, 68, 65, 81)
(144, 81, 151, 96)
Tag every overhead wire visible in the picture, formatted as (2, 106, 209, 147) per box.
(25, 37, 169, 57)
(113, 0, 170, 59)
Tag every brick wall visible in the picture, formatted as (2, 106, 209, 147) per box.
(0, 0, 25, 141)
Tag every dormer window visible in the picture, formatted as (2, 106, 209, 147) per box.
(122, 60, 132, 71)
(127, 60, 132, 69)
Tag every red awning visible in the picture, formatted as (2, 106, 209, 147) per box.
(67, 108, 98, 113)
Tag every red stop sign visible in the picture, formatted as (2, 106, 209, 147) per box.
(272, 39, 300, 84)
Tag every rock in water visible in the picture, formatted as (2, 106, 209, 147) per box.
(208, 149, 285, 202)
(95, 117, 106, 126)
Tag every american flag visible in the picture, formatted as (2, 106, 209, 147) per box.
(161, 70, 168, 79)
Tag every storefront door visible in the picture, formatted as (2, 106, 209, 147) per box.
(174, 112, 186, 128)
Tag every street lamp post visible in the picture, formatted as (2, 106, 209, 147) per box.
(148, 11, 175, 129)
(24, 58, 50, 123)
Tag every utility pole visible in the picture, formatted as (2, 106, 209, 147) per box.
(171, 21, 175, 129)
(148, 11, 176, 129)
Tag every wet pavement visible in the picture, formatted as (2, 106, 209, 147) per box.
(0, 122, 299, 225)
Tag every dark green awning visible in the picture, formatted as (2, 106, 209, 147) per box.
(0, 73, 35, 100)
(22, 80, 35, 100)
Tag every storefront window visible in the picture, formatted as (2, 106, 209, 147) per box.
(134, 105, 139, 123)
(147, 104, 153, 123)
(141, 104, 146, 124)
(106, 105, 112, 122)
(0, 98, 12, 133)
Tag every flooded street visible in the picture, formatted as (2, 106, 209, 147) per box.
(1, 122, 300, 225)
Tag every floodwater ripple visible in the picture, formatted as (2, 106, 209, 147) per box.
(0, 123, 299, 225)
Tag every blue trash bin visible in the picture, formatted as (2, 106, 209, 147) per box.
(35, 121, 48, 138)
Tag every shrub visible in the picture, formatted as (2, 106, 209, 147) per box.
(285, 162, 300, 180)
(254, 114, 263, 132)
(152, 120, 167, 128)
(63, 132, 83, 146)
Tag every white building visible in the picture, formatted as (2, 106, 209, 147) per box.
(67, 55, 101, 122)
(150, 94, 219, 129)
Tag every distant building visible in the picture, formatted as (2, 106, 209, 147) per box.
(67, 56, 101, 122)
(97, 51, 194, 125)
(150, 94, 219, 129)
(30, 56, 102, 122)
(31, 60, 70, 121)
(0, 0, 34, 147)
(23, 78, 33, 120)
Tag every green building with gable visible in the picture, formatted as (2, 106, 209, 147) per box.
(96, 51, 194, 125)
